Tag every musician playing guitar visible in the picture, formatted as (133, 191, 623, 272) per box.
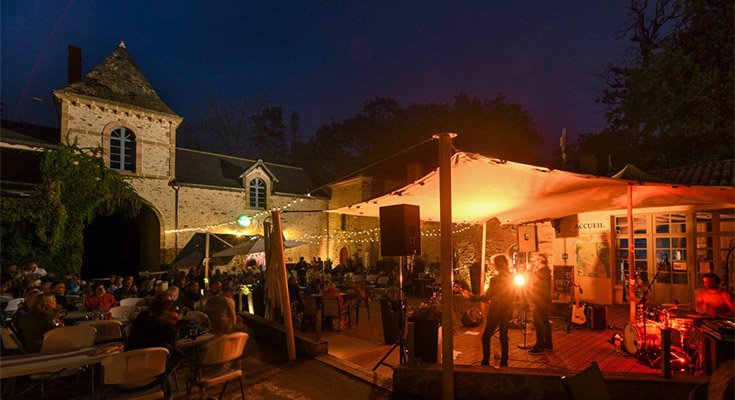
(459, 254, 514, 367)
(696, 273, 735, 318)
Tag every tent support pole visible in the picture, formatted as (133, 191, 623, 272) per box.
(273, 211, 297, 361)
(480, 221, 487, 292)
(204, 232, 210, 290)
(628, 185, 636, 323)
(436, 132, 455, 400)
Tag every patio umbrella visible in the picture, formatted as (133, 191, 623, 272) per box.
(212, 237, 309, 257)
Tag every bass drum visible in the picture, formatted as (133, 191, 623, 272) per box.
(623, 322, 662, 354)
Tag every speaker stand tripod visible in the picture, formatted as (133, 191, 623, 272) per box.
(374, 256, 409, 370)
(516, 304, 533, 349)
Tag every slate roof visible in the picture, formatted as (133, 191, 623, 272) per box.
(0, 120, 59, 148)
(55, 42, 177, 116)
(175, 148, 325, 196)
(651, 159, 734, 187)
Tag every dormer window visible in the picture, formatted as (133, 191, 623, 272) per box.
(249, 178, 266, 209)
(109, 127, 136, 172)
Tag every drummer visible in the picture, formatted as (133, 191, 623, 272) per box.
(695, 273, 734, 318)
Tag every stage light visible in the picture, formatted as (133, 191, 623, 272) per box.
(514, 274, 525, 286)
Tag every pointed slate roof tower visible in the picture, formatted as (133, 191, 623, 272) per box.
(55, 41, 177, 116)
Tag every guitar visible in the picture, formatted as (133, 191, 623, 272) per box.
(570, 283, 586, 325)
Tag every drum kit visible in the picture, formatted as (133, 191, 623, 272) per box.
(621, 302, 704, 373)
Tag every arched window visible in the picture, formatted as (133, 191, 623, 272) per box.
(109, 127, 136, 172)
(249, 178, 266, 209)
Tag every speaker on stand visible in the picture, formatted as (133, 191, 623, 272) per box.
(373, 204, 421, 371)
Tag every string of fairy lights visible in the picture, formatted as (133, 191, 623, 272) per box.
(164, 198, 308, 234)
(164, 197, 476, 246)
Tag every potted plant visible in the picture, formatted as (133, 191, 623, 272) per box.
(408, 290, 442, 363)
(374, 286, 401, 344)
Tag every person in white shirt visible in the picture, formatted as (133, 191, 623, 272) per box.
(23, 262, 47, 284)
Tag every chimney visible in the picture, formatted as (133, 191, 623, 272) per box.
(67, 46, 82, 85)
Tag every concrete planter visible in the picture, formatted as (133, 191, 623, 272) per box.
(379, 300, 401, 344)
(411, 318, 440, 363)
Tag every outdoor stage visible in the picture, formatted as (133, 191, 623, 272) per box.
(314, 297, 693, 389)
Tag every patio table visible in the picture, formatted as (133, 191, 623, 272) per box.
(176, 332, 214, 349)
(0, 345, 121, 379)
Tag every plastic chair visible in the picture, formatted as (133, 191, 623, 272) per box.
(322, 297, 350, 332)
(120, 298, 146, 307)
(110, 306, 140, 320)
(188, 332, 249, 400)
(4, 298, 24, 313)
(561, 362, 612, 400)
(101, 347, 169, 400)
(354, 283, 370, 323)
(32, 325, 98, 393)
(123, 323, 134, 345)
(79, 320, 123, 343)
(376, 276, 389, 287)
(0, 325, 25, 355)
(301, 296, 318, 328)
(41, 325, 97, 353)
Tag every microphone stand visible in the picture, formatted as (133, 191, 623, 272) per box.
(637, 264, 664, 355)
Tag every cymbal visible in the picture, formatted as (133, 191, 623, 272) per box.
(661, 303, 690, 308)
(685, 313, 710, 319)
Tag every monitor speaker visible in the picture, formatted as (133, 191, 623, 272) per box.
(518, 224, 538, 253)
(380, 204, 421, 257)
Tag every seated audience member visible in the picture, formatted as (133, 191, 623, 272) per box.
(108, 276, 123, 294)
(140, 279, 156, 297)
(18, 293, 62, 353)
(126, 293, 182, 397)
(198, 280, 223, 310)
(65, 272, 80, 295)
(322, 282, 344, 307)
(113, 276, 137, 301)
(85, 283, 117, 311)
(175, 281, 200, 310)
(23, 262, 47, 285)
(204, 287, 237, 335)
(696, 273, 735, 318)
(166, 285, 180, 302)
(323, 282, 349, 331)
(288, 276, 305, 313)
(12, 288, 42, 330)
(52, 281, 75, 312)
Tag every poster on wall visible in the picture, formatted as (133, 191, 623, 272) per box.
(576, 242, 610, 278)
(553, 265, 573, 293)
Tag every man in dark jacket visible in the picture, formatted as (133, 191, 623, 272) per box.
(461, 254, 514, 367)
(529, 254, 553, 353)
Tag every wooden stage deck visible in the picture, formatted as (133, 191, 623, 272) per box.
(314, 297, 671, 385)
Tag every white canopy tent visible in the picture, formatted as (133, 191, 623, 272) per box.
(330, 152, 734, 224)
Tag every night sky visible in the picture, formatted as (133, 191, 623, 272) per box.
(2, 1, 631, 161)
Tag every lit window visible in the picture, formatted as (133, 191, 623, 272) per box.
(109, 127, 136, 172)
(249, 178, 266, 209)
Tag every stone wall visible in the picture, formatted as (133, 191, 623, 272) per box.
(57, 92, 330, 266)
(176, 185, 328, 263)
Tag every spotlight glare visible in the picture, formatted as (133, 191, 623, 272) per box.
(514, 274, 525, 286)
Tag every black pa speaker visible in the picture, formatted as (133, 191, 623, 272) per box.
(380, 204, 421, 256)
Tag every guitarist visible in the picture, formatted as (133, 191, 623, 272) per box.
(460, 254, 514, 367)
(529, 254, 553, 354)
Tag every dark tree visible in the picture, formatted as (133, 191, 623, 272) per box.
(179, 95, 297, 163)
(298, 93, 543, 183)
(571, 0, 734, 174)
